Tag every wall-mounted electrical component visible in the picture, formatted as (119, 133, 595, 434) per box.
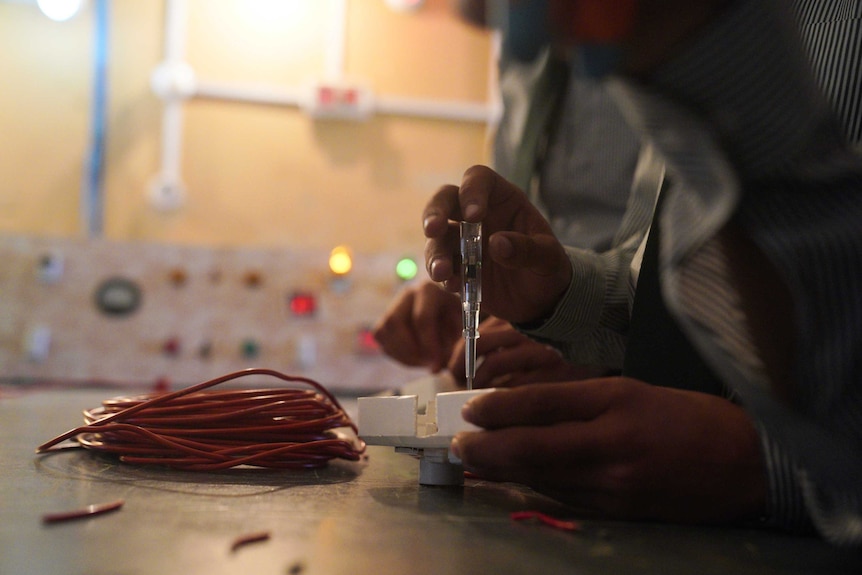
(395, 256, 419, 282)
(37, 251, 65, 284)
(328, 245, 353, 275)
(162, 336, 181, 357)
(329, 245, 353, 293)
(168, 267, 188, 287)
(243, 270, 263, 288)
(25, 325, 52, 363)
(94, 277, 142, 317)
(198, 339, 213, 360)
(295, 334, 317, 370)
(240, 338, 260, 360)
(153, 377, 172, 394)
(301, 81, 374, 121)
(288, 291, 317, 317)
(358, 389, 494, 485)
(3, 236, 428, 393)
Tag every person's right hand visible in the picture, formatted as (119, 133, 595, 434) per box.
(452, 378, 767, 523)
(372, 281, 462, 373)
(423, 165, 572, 325)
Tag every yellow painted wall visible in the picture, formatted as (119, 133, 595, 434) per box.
(0, 0, 494, 254)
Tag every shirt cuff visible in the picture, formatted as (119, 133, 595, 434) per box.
(756, 423, 815, 534)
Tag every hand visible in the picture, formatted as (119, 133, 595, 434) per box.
(448, 316, 607, 388)
(373, 281, 462, 373)
(423, 165, 572, 324)
(452, 378, 766, 524)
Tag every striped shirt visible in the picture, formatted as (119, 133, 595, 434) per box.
(521, 0, 862, 546)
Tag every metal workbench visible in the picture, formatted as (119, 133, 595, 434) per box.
(2, 388, 860, 574)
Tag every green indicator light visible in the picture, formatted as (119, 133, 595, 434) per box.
(395, 257, 418, 281)
(241, 338, 260, 359)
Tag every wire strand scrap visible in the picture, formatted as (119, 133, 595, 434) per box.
(230, 530, 271, 553)
(510, 510, 581, 532)
(42, 499, 125, 524)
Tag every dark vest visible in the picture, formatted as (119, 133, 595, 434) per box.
(621, 191, 727, 397)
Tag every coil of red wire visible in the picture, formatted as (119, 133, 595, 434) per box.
(36, 368, 365, 471)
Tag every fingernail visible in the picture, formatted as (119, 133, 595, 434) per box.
(450, 435, 462, 460)
(430, 259, 442, 281)
(461, 400, 474, 423)
(463, 203, 480, 221)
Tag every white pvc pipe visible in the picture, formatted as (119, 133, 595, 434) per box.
(375, 95, 495, 123)
(148, 0, 190, 210)
(194, 80, 305, 108)
(325, 0, 348, 80)
(151, 0, 500, 210)
(163, 0, 187, 63)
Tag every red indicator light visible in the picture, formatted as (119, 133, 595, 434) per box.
(162, 336, 181, 357)
(356, 326, 380, 355)
(318, 86, 334, 105)
(289, 292, 317, 317)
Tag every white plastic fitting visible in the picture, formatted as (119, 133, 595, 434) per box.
(358, 388, 493, 486)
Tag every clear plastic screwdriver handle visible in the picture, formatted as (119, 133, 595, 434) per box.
(460, 221, 481, 390)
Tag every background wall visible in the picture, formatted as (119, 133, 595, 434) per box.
(0, 0, 496, 390)
(0, 0, 495, 254)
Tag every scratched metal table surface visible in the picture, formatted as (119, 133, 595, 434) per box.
(2, 388, 861, 575)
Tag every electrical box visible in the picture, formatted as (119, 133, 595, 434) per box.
(301, 80, 374, 121)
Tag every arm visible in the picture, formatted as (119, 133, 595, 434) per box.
(605, 0, 862, 545)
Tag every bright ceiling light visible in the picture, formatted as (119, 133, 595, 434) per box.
(385, 0, 425, 12)
(37, 0, 86, 22)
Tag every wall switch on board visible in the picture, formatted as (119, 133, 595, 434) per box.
(37, 251, 64, 283)
(25, 325, 52, 363)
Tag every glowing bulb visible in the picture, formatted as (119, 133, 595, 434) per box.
(395, 257, 418, 281)
(329, 246, 353, 276)
(385, 0, 425, 12)
(38, 0, 85, 22)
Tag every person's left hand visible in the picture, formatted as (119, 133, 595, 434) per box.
(447, 316, 607, 388)
(452, 378, 767, 524)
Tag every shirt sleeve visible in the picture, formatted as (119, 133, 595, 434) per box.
(516, 142, 662, 369)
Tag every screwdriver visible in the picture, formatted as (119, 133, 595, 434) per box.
(460, 221, 482, 390)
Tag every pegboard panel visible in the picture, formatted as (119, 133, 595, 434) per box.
(0, 235, 427, 392)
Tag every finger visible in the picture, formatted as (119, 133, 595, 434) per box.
(471, 344, 565, 388)
(422, 184, 461, 238)
(423, 183, 462, 284)
(453, 421, 610, 471)
(447, 336, 467, 384)
(424, 223, 461, 284)
(446, 326, 528, 382)
(457, 164, 498, 222)
(475, 325, 530, 354)
(372, 294, 426, 367)
(488, 231, 568, 277)
(477, 315, 511, 332)
(452, 427, 640, 518)
(412, 284, 460, 372)
(462, 380, 625, 429)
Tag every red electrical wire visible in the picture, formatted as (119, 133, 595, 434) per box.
(42, 499, 125, 524)
(510, 510, 581, 532)
(36, 368, 365, 471)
